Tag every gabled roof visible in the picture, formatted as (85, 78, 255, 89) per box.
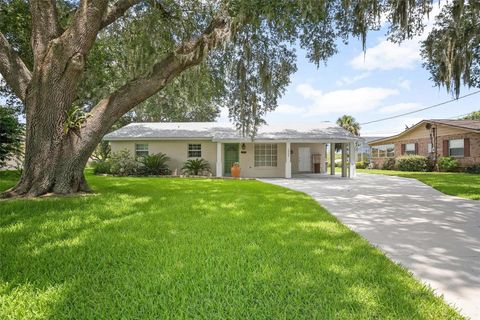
(369, 119, 480, 145)
(103, 122, 360, 142)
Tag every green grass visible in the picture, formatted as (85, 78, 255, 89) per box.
(0, 172, 463, 319)
(357, 169, 480, 200)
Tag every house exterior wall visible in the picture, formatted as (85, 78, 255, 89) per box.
(110, 140, 218, 175)
(238, 142, 287, 178)
(109, 140, 334, 177)
(291, 143, 326, 173)
(369, 124, 480, 168)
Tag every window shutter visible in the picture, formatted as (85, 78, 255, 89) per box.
(464, 138, 470, 157)
(401, 144, 405, 155)
(414, 143, 419, 155)
(443, 139, 449, 157)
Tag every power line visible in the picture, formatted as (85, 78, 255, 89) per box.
(360, 90, 480, 125)
(447, 109, 479, 119)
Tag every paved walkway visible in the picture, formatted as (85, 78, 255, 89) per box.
(261, 173, 480, 319)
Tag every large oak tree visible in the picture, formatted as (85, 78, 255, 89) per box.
(0, 0, 474, 197)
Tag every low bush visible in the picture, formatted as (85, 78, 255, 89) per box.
(92, 160, 111, 174)
(356, 161, 367, 169)
(438, 157, 459, 172)
(395, 155, 428, 172)
(382, 158, 396, 170)
(110, 149, 138, 176)
(466, 165, 480, 174)
(138, 153, 171, 175)
(182, 158, 211, 176)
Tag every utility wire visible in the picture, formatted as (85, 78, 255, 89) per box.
(447, 110, 479, 119)
(360, 90, 480, 125)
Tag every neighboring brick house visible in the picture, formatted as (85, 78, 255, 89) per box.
(368, 119, 480, 169)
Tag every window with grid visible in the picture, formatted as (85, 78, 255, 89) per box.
(188, 144, 202, 158)
(135, 144, 149, 157)
(449, 139, 464, 157)
(254, 144, 277, 167)
(371, 144, 394, 158)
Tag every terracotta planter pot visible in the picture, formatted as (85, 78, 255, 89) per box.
(231, 165, 240, 178)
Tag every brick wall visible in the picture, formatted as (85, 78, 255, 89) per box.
(371, 132, 480, 168)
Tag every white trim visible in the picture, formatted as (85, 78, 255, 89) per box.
(341, 143, 347, 178)
(349, 142, 356, 178)
(216, 142, 222, 177)
(285, 142, 292, 178)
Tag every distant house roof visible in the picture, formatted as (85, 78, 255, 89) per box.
(104, 122, 360, 142)
(368, 119, 480, 145)
(428, 119, 480, 131)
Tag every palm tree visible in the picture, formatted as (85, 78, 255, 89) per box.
(336, 115, 361, 136)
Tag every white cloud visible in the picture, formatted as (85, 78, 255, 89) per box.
(398, 79, 412, 90)
(350, 2, 446, 72)
(379, 102, 420, 114)
(296, 83, 398, 116)
(350, 39, 421, 71)
(275, 103, 306, 115)
(335, 72, 370, 86)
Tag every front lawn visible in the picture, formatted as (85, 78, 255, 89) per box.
(0, 172, 463, 319)
(358, 169, 480, 200)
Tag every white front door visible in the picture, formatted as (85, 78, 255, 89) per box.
(298, 147, 311, 172)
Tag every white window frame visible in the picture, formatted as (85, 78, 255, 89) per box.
(188, 144, 202, 158)
(405, 143, 416, 155)
(449, 139, 464, 157)
(371, 144, 394, 158)
(135, 143, 149, 157)
(254, 143, 278, 167)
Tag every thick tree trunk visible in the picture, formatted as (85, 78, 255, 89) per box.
(0, 8, 231, 198)
(2, 106, 99, 198)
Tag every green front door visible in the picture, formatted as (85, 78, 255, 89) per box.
(224, 143, 239, 176)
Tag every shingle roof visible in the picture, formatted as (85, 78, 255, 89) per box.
(103, 122, 360, 142)
(368, 119, 480, 145)
(428, 119, 480, 131)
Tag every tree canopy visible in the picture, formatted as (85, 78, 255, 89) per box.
(463, 110, 480, 120)
(1, 0, 455, 134)
(336, 115, 361, 136)
(421, 1, 480, 97)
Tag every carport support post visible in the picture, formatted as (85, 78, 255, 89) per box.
(349, 142, 356, 178)
(341, 143, 347, 178)
(285, 142, 292, 178)
(216, 142, 222, 177)
(330, 143, 335, 175)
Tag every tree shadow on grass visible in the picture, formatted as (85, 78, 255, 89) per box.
(0, 177, 463, 319)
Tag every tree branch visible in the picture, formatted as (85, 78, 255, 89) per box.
(0, 33, 32, 102)
(100, 0, 143, 29)
(29, 0, 62, 61)
(84, 14, 231, 138)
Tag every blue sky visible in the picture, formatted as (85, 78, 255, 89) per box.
(218, 4, 480, 137)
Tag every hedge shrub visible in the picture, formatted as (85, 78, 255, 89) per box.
(356, 161, 367, 169)
(110, 149, 138, 176)
(382, 158, 396, 170)
(395, 155, 428, 172)
(438, 156, 459, 172)
(466, 165, 480, 174)
(92, 160, 111, 174)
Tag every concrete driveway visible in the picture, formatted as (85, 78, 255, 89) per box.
(261, 173, 480, 319)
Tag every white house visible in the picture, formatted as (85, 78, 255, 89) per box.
(104, 122, 360, 178)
